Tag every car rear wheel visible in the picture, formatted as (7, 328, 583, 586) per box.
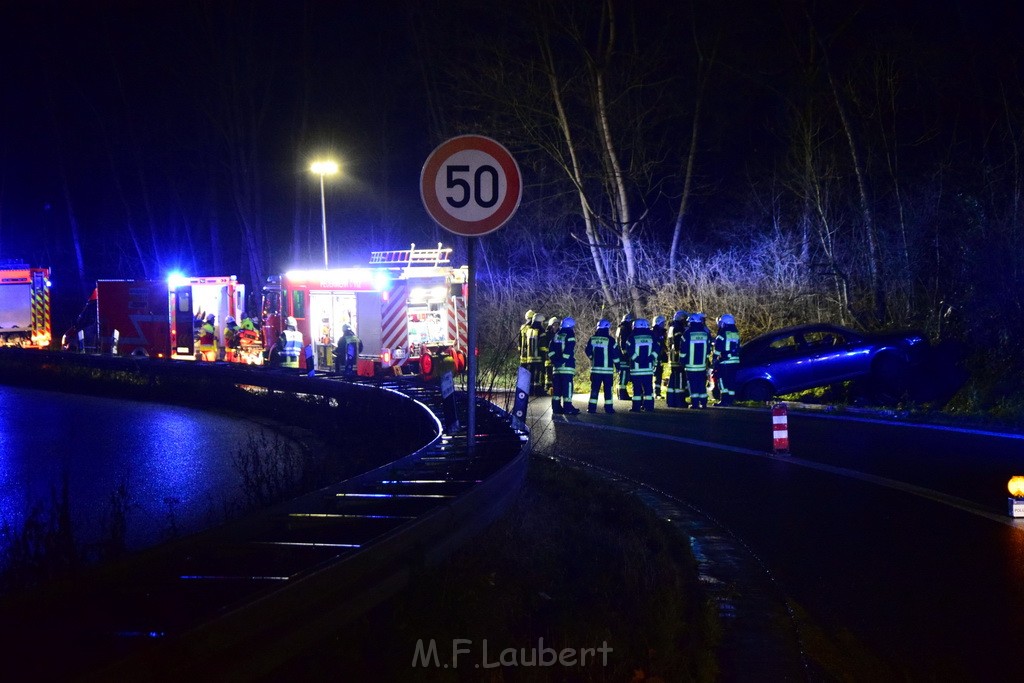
(742, 379, 774, 402)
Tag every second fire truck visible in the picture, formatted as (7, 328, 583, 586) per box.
(261, 244, 468, 376)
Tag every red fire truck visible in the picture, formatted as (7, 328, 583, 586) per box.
(0, 261, 51, 348)
(71, 274, 259, 362)
(261, 244, 468, 376)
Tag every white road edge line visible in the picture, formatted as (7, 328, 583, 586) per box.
(560, 419, 1024, 528)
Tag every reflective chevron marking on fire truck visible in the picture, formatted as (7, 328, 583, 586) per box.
(381, 281, 409, 366)
(449, 296, 467, 352)
(30, 269, 51, 347)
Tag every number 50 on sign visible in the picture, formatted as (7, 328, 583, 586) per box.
(420, 135, 523, 237)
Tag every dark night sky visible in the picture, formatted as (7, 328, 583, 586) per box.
(1, 1, 1021, 299)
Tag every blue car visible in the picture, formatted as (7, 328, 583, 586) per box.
(734, 323, 931, 404)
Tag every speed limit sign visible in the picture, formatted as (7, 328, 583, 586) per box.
(420, 135, 522, 237)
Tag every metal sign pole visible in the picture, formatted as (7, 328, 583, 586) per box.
(467, 237, 477, 452)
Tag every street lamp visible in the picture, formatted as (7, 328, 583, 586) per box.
(310, 160, 340, 269)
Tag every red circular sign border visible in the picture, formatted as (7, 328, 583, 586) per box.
(420, 135, 522, 237)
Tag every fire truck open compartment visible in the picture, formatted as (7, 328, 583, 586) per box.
(0, 283, 32, 331)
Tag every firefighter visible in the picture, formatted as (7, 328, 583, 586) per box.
(615, 313, 634, 400)
(197, 313, 217, 362)
(651, 314, 667, 399)
(682, 312, 711, 409)
(334, 323, 363, 377)
(519, 310, 545, 396)
(584, 318, 619, 414)
(665, 310, 689, 407)
(540, 316, 560, 395)
(623, 318, 659, 412)
(548, 317, 580, 415)
(223, 315, 240, 362)
(278, 316, 303, 369)
(713, 313, 742, 406)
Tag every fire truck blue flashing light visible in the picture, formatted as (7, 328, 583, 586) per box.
(371, 270, 391, 292)
(167, 272, 190, 289)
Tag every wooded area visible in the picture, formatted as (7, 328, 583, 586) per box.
(2, 1, 1020, 408)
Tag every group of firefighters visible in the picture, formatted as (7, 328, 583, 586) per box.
(195, 311, 260, 362)
(519, 309, 741, 415)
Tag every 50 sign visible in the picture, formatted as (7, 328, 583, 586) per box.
(421, 135, 522, 237)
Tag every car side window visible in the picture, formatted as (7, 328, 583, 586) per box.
(768, 335, 800, 356)
(804, 331, 842, 348)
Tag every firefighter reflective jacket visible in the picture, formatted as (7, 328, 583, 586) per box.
(623, 329, 659, 376)
(585, 330, 619, 374)
(280, 329, 303, 368)
(339, 330, 363, 363)
(615, 320, 633, 368)
(666, 322, 685, 369)
(682, 324, 711, 372)
(520, 322, 542, 364)
(548, 327, 577, 374)
(198, 322, 217, 355)
(713, 324, 741, 365)
(225, 322, 240, 349)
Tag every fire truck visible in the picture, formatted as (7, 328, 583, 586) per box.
(0, 261, 51, 348)
(76, 274, 260, 362)
(261, 244, 468, 376)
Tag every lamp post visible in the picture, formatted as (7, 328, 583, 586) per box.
(310, 160, 339, 269)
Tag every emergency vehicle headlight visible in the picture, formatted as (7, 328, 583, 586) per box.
(1009, 476, 1024, 499)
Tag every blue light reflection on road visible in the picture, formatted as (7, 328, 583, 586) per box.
(0, 385, 258, 554)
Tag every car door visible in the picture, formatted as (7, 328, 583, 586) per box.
(760, 332, 815, 392)
(801, 329, 871, 385)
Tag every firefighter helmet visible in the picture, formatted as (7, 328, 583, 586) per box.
(562, 317, 575, 328)
(597, 318, 611, 330)
(654, 315, 666, 326)
(525, 309, 536, 321)
(634, 318, 649, 329)
(286, 316, 297, 328)
(719, 313, 735, 326)
(673, 310, 688, 321)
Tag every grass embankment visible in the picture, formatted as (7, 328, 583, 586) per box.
(275, 455, 720, 682)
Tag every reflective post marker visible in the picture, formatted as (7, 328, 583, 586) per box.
(772, 403, 790, 455)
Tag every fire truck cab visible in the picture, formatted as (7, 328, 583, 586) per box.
(261, 244, 468, 376)
(0, 262, 51, 349)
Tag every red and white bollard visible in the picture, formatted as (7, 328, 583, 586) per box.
(772, 403, 790, 455)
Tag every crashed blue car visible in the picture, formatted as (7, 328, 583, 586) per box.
(734, 323, 931, 404)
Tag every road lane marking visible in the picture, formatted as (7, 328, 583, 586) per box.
(558, 419, 1024, 528)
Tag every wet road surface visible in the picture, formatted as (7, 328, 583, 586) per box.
(527, 397, 1024, 680)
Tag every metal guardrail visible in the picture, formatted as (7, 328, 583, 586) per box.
(0, 349, 529, 679)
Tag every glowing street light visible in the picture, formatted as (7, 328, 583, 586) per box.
(311, 160, 340, 269)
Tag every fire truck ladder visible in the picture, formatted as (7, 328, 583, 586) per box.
(369, 243, 451, 268)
